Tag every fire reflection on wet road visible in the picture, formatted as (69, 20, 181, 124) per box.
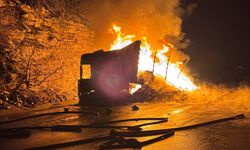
(0, 96, 249, 150)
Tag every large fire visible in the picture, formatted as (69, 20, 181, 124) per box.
(110, 25, 197, 91)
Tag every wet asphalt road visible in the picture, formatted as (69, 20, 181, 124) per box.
(0, 95, 249, 150)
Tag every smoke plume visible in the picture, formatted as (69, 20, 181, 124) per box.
(78, 0, 188, 49)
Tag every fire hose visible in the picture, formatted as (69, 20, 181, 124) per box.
(26, 114, 245, 150)
(0, 118, 168, 138)
(109, 114, 245, 137)
(0, 110, 99, 125)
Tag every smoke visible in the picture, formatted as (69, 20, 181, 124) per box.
(78, 0, 189, 49)
(0, 0, 4, 6)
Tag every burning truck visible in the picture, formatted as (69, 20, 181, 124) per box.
(78, 25, 198, 105)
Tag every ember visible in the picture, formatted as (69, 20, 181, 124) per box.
(110, 25, 198, 91)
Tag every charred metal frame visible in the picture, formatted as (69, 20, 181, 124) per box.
(78, 41, 141, 105)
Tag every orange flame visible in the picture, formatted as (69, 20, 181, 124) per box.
(110, 25, 198, 91)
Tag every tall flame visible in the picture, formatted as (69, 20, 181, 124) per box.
(110, 25, 197, 91)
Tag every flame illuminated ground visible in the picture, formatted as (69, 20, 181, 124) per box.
(110, 25, 198, 91)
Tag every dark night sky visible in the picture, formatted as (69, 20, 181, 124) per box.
(182, 0, 250, 85)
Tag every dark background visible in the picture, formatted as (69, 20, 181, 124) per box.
(182, 0, 250, 85)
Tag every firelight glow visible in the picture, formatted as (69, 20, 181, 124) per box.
(110, 25, 198, 91)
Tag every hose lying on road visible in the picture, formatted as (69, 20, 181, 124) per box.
(0, 118, 168, 138)
(0, 110, 99, 125)
(91, 117, 168, 130)
(28, 131, 175, 150)
(99, 130, 175, 150)
(110, 114, 246, 137)
(27, 114, 245, 150)
(0, 118, 168, 133)
(26, 135, 111, 150)
(91, 117, 168, 125)
(50, 117, 168, 131)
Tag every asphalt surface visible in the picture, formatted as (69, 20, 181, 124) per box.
(0, 94, 249, 150)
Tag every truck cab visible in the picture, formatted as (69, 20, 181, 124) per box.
(78, 41, 141, 105)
